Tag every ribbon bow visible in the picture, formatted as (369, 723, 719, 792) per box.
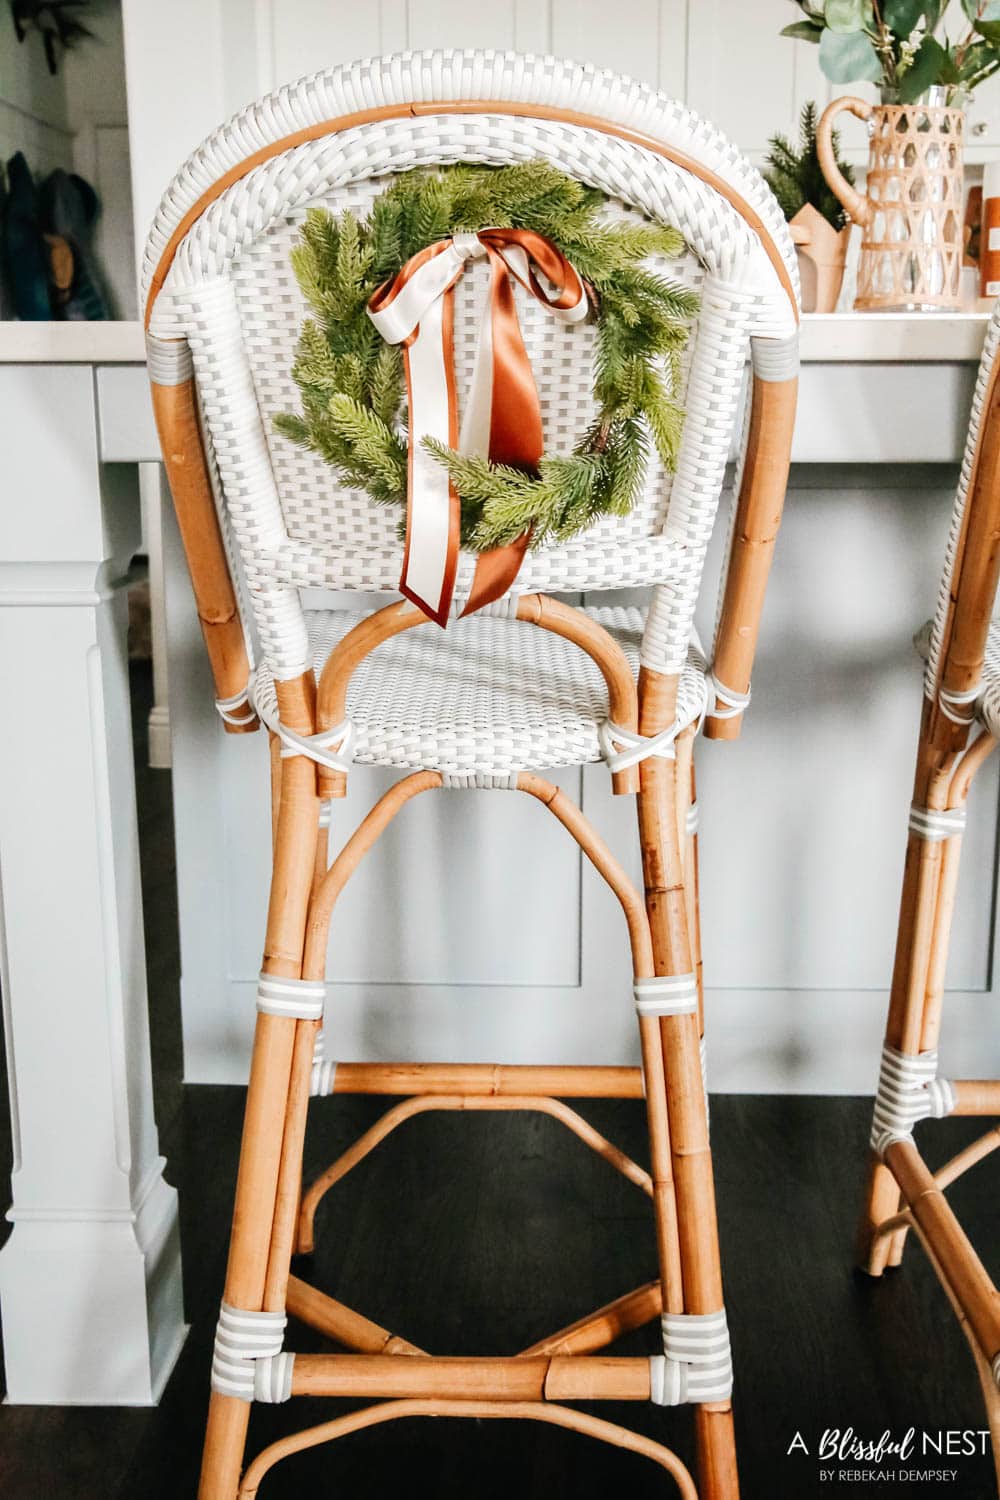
(368, 227, 589, 626)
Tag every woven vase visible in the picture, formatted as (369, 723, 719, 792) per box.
(818, 88, 965, 311)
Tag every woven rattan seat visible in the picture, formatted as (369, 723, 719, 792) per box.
(252, 606, 709, 779)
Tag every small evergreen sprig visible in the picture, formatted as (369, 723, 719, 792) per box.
(763, 102, 855, 231)
(275, 161, 698, 552)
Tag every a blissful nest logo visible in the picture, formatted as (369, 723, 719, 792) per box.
(786, 1428, 992, 1485)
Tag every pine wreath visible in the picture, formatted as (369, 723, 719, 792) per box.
(275, 161, 699, 552)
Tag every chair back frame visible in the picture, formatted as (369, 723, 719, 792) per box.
(143, 51, 799, 749)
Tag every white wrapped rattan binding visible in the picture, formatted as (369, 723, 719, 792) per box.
(599, 719, 683, 771)
(601, 666, 747, 773)
(750, 332, 799, 382)
(210, 1303, 292, 1403)
(145, 332, 193, 385)
(938, 683, 981, 725)
(310, 1029, 337, 1097)
(708, 678, 751, 720)
(256, 973, 326, 1021)
(650, 1310, 733, 1405)
(870, 1042, 956, 1156)
(277, 719, 355, 773)
(215, 686, 256, 726)
(908, 804, 967, 841)
(634, 973, 698, 1017)
(686, 801, 699, 836)
(248, 673, 355, 772)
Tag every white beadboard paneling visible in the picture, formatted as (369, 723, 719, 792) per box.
(406, 0, 516, 51)
(380, 0, 409, 52)
(658, 0, 687, 101)
(121, 0, 228, 286)
(271, 0, 383, 85)
(552, 0, 660, 87)
(687, 0, 799, 156)
(513, 0, 551, 55)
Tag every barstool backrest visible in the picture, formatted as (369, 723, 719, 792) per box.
(143, 50, 799, 719)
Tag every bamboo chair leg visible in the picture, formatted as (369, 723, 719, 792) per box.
(636, 678, 738, 1500)
(856, 819, 949, 1277)
(857, 733, 995, 1274)
(198, 734, 321, 1500)
(675, 728, 704, 1036)
(883, 825, 966, 1270)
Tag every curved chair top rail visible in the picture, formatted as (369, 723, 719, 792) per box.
(141, 48, 798, 326)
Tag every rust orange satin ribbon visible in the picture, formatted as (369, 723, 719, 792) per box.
(368, 227, 588, 627)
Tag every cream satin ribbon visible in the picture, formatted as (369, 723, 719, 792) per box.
(368, 227, 589, 626)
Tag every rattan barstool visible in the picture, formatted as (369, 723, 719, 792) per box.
(857, 302, 1000, 1489)
(142, 51, 799, 1500)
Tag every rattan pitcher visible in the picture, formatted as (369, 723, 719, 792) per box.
(818, 88, 965, 311)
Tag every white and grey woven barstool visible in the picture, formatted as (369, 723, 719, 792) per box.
(857, 301, 1000, 1491)
(143, 50, 799, 1500)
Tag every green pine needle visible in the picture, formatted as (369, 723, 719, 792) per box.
(277, 160, 698, 550)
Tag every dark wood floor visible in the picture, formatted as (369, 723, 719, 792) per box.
(1, 662, 998, 1499)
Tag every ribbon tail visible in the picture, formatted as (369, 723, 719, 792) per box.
(460, 529, 532, 617)
(397, 287, 461, 628)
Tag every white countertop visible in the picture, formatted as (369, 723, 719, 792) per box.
(0, 312, 992, 365)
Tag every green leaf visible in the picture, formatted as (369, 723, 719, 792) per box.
(824, 0, 871, 33)
(972, 19, 1000, 42)
(897, 33, 947, 100)
(819, 26, 883, 80)
(780, 20, 823, 40)
(922, 1, 944, 27)
(957, 37, 999, 80)
(962, 1, 1000, 23)
(883, 0, 924, 36)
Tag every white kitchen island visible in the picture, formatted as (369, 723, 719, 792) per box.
(0, 312, 996, 1406)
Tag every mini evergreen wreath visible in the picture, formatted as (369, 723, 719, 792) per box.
(275, 161, 699, 552)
